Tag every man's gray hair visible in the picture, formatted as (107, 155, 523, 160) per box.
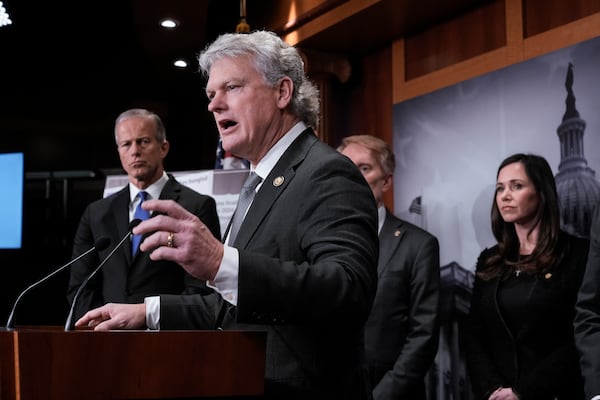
(114, 108, 166, 144)
(199, 30, 320, 129)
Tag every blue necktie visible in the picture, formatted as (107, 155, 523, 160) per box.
(131, 191, 150, 255)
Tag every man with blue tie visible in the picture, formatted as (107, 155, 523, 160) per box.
(67, 108, 220, 320)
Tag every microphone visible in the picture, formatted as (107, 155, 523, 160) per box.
(64, 219, 142, 331)
(5, 237, 111, 329)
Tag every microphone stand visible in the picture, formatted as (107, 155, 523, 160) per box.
(5, 238, 109, 330)
(65, 219, 141, 331)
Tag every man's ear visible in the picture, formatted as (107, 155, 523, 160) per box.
(160, 140, 170, 158)
(276, 77, 293, 109)
(382, 174, 393, 193)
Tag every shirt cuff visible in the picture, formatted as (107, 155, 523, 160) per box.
(144, 296, 160, 330)
(207, 245, 239, 305)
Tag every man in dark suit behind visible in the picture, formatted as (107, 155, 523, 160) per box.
(67, 108, 220, 320)
(75, 31, 378, 399)
(339, 134, 440, 400)
(575, 205, 600, 400)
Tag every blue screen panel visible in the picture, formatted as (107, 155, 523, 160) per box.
(0, 153, 24, 249)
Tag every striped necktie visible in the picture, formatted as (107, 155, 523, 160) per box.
(227, 172, 262, 245)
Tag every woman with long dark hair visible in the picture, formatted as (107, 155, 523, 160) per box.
(465, 153, 589, 400)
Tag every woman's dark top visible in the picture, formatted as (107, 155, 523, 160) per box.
(464, 231, 589, 400)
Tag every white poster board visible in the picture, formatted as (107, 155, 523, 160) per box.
(104, 169, 249, 236)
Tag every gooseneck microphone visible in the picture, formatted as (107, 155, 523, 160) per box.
(64, 219, 142, 331)
(5, 237, 111, 329)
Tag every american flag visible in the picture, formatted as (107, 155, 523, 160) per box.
(214, 138, 250, 170)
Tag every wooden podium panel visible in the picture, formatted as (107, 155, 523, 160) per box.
(0, 327, 266, 400)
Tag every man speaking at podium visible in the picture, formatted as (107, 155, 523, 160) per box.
(76, 31, 378, 399)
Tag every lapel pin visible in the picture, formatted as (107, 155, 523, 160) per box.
(273, 176, 285, 187)
(544, 273, 552, 279)
(394, 230, 401, 237)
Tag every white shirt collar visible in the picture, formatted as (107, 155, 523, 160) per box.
(129, 171, 169, 203)
(253, 121, 306, 181)
(377, 205, 386, 235)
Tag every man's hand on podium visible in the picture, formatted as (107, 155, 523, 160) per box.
(76, 303, 146, 331)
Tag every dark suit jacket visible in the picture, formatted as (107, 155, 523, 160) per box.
(159, 129, 379, 400)
(575, 205, 600, 398)
(67, 175, 220, 320)
(364, 211, 440, 400)
(465, 232, 588, 400)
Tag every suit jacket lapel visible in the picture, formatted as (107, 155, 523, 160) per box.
(111, 186, 134, 264)
(233, 129, 318, 248)
(158, 175, 182, 203)
(377, 210, 405, 276)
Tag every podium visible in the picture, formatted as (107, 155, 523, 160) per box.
(0, 327, 266, 399)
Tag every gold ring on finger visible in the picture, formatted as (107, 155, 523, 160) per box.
(167, 232, 175, 248)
